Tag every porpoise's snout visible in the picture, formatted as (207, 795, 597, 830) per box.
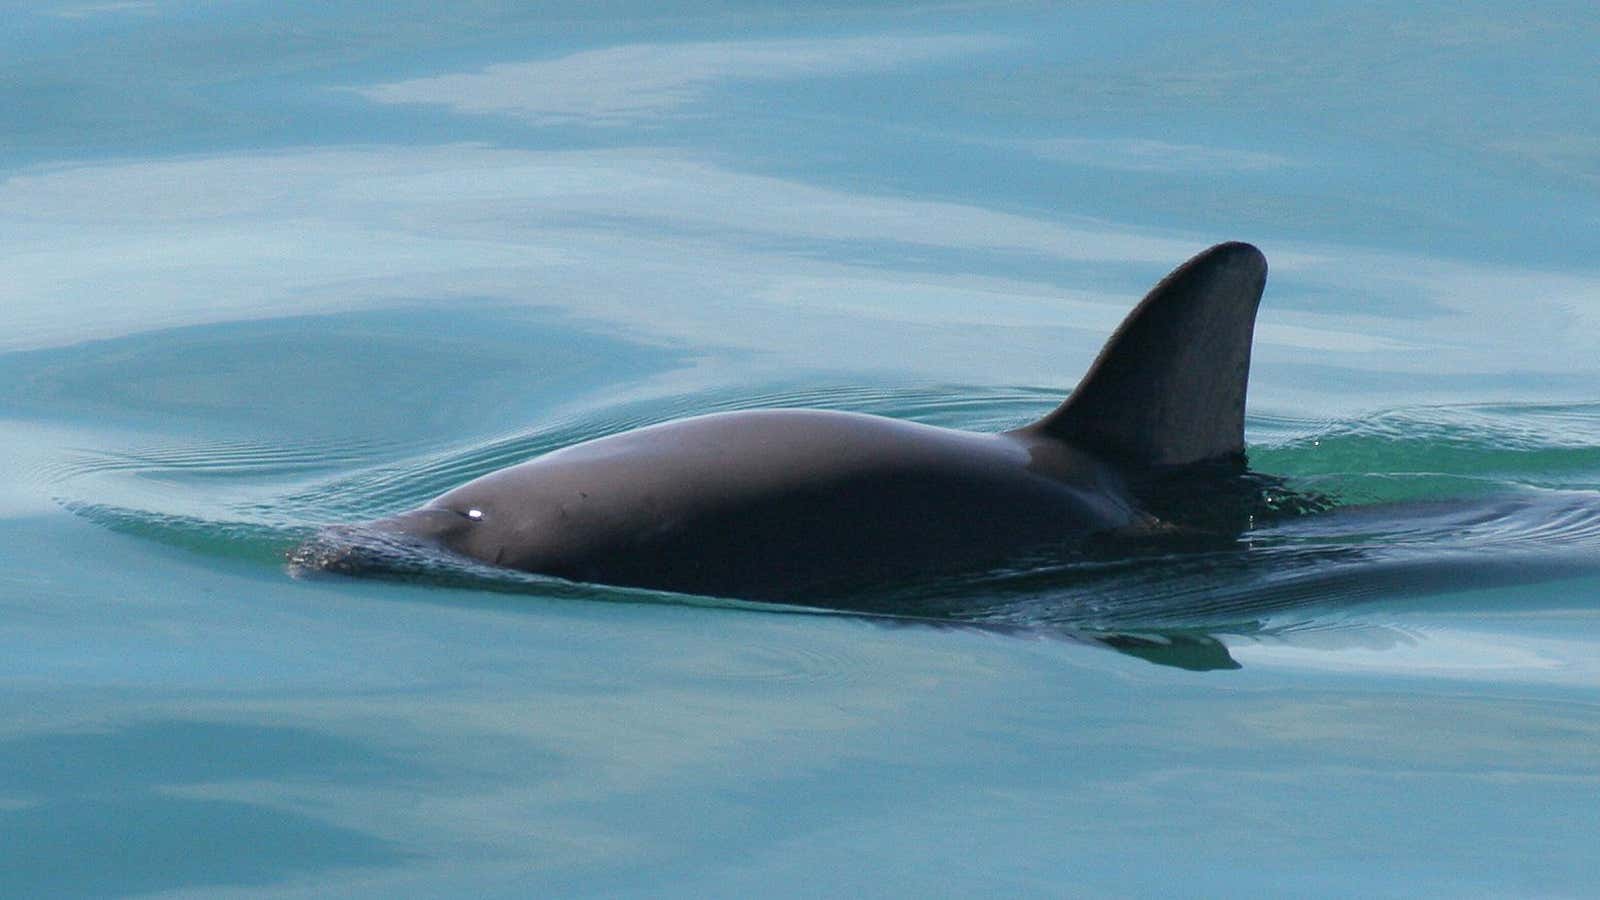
(287, 507, 473, 576)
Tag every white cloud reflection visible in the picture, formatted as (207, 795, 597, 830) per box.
(1027, 137, 1293, 173)
(44, 0, 158, 19)
(2, 144, 1598, 397)
(356, 35, 1007, 125)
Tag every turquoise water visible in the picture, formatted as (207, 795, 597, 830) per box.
(5, 3, 1600, 896)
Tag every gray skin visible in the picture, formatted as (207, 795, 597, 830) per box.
(315, 242, 1269, 602)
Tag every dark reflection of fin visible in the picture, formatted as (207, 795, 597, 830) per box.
(821, 612, 1245, 671)
(1089, 630, 1242, 671)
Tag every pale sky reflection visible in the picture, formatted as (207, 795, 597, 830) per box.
(355, 35, 1011, 125)
(3, 144, 1597, 396)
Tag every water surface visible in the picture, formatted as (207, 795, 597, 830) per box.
(3, 3, 1599, 897)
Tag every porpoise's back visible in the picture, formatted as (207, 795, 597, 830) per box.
(438, 409, 1140, 600)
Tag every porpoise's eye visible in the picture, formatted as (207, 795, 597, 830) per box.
(462, 508, 484, 521)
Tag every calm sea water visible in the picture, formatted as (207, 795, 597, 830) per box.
(5, 3, 1600, 896)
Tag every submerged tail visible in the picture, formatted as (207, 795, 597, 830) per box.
(1019, 241, 1267, 468)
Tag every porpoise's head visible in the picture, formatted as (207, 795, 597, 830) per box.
(290, 486, 513, 576)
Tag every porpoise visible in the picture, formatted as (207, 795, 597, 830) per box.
(299, 241, 1269, 602)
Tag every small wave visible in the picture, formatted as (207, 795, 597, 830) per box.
(1249, 402, 1600, 493)
(46, 437, 397, 483)
(65, 501, 304, 567)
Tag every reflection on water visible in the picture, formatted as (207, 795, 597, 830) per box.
(0, 305, 686, 445)
(5, 1, 1600, 896)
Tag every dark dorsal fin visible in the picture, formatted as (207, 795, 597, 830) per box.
(1020, 242, 1267, 468)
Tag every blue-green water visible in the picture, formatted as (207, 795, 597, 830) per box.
(5, 3, 1600, 896)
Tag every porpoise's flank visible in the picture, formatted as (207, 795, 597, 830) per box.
(299, 242, 1269, 602)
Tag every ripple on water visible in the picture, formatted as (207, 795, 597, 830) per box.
(1251, 403, 1600, 492)
(47, 437, 401, 483)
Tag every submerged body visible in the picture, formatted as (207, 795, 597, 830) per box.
(302, 242, 1269, 602)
